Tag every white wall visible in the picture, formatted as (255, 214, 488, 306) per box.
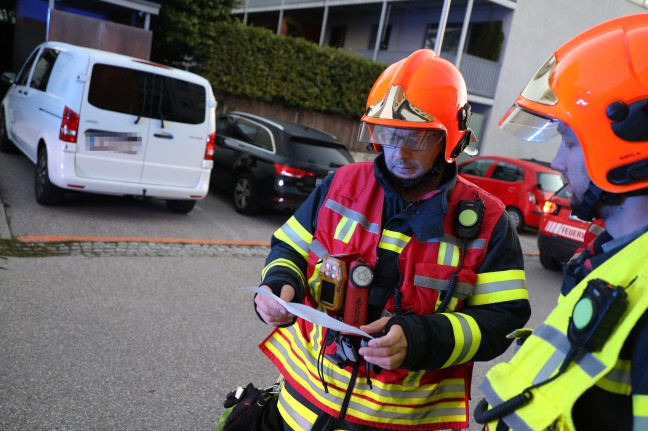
(479, 0, 646, 163)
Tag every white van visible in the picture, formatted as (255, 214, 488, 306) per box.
(0, 41, 216, 213)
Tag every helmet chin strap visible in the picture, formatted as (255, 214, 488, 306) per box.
(571, 181, 625, 221)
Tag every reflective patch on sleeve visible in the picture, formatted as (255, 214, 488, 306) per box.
(468, 270, 528, 305)
(441, 312, 481, 367)
(262, 258, 306, 288)
(274, 216, 312, 259)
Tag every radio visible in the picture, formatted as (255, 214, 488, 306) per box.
(568, 278, 628, 352)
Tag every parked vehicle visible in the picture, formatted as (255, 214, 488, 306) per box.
(458, 155, 563, 232)
(0, 41, 216, 214)
(537, 185, 594, 270)
(211, 112, 354, 214)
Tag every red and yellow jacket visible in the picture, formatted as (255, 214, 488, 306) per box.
(259, 158, 530, 430)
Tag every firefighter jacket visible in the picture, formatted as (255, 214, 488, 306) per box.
(478, 230, 648, 431)
(258, 157, 531, 430)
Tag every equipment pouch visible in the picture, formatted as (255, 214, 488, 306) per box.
(216, 382, 283, 431)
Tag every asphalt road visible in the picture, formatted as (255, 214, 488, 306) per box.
(0, 149, 561, 431)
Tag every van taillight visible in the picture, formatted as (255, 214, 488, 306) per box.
(59, 106, 79, 143)
(274, 163, 315, 178)
(205, 132, 215, 161)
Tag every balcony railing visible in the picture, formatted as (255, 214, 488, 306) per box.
(350, 49, 501, 99)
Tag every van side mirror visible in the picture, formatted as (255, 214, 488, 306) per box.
(1, 72, 16, 85)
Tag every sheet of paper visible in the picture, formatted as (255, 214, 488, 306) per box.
(244, 287, 373, 338)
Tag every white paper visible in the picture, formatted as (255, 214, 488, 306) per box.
(245, 287, 373, 338)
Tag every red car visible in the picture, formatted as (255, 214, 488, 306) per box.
(537, 185, 594, 270)
(458, 156, 564, 232)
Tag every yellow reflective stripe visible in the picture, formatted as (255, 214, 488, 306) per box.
(266, 327, 467, 424)
(403, 370, 425, 387)
(273, 216, 313, 259)
(378, 229, 410, 253)
(468, 269, 528, 306)
(262, 258, 306, 288)
(278, 385, 317, 431)
(441, 313, 481, 367)
(438, 241, 459, 266)
(635, 395, 648, 430)
(334, 217, 357, 243)
(595, 359, 631, 395)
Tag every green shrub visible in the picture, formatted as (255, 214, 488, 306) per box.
(201, 21, 386, 119)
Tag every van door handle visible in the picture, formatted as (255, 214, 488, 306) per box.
(153, 132, 174, 139)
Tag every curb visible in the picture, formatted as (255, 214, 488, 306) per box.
(0, 200, 11, 240)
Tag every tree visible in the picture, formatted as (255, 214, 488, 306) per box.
(150, 0, 238, 70)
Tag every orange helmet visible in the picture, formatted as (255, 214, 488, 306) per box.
(499, 13, 648, 194)
(358, 49, 475, 163)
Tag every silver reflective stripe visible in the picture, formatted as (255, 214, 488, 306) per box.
(379, 233, 409, 250)
(604, 366, 631, 387)
(427, 235, 486, 250)
(309, 239, 329, 259)
(278, 391, 313, 431)
(479, 377, 534, 431)
(325, 199, 380, 234)
(413, 275, 474, 299)
(588, 223, 606, 236)
(473, 278, 526, 295)
(446, 314, 475, 366)
(635, 416, 648, 431)
(534, 324, 606, 378)
(268, 326, 466, 416)
(280, 223, 311, 256)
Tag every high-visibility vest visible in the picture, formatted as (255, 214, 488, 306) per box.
(261, 162, 527, 430)
(479, 232, 648, 431)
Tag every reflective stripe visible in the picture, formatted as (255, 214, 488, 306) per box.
(325, 199, 380, 234)
(334, 217, 357, 243)
(595, 359, 631, 395)
(588, 223, 606, 236)
(274, 216, 313, 259)
(266, 326, 467, 425)
(533, 324, 606, 379)
(442, 313, 481, 367)
(634, 395, 648, 430)
(403, 370, 425, 387)
(262, 258, 307, 289)
(309, 239, 329, 259)
(438, 241, 459, 266)
(427, 235, 486, 250)
(378, 229, 410, 253)
(413, 275, 474, 299)
(479, 377, 533, 431)
(468, 270, 528, 305)
(278, 385, 316, 431)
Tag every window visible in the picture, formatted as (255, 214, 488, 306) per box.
(491, 162, 524, 182)
(289, 140, 351, 168)
(537, 172, 563, 193)
(459, 159, 494, 177)
(30, 48, 60, 92)
(369, 24, 391, 50)
(329, 26, 346, 48)
(219, 117, 274, 152)
(88, 64, 206, 125)
(424, 23, 462, 54)
(15, 49, 39, 86)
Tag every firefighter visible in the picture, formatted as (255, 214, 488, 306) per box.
(475, 13, 648, 431)
(254, 48, 531, 430)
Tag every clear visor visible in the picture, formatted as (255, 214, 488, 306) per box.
(357, 123, 445, 151)
(498, 105, 561, 143)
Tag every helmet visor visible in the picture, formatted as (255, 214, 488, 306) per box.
(498, 105, 561, 142)
(358, 123, 445, 151)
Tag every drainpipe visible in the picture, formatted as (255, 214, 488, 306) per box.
(455, 0, 474, 68)
(319, 0, 329, 46)
(277, 0, 285, 35)
(434, 0, 452, 54)
(243, 0, 249, 24)
(373, 0, 389, 62)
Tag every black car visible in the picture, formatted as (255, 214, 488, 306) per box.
(211, 112, 354, 214)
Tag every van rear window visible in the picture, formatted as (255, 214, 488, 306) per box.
(88, 64, 206, 125)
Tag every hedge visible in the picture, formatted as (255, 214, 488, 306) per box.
(200, 21, 387, 119)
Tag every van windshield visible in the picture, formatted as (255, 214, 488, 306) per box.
(88, 63, 206, 124)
